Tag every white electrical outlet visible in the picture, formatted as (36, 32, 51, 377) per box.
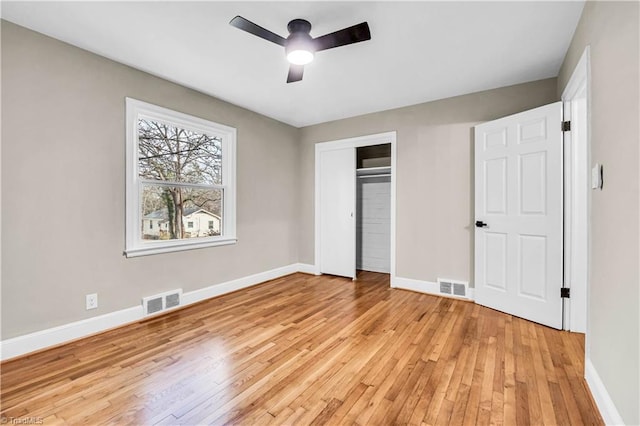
(86, 293, 98, 310)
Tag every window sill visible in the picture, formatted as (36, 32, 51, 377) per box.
(124, 237, 237, 258)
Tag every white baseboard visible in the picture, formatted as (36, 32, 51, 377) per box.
(0, 263, 307, 361)
(585, 357, 625, 425)
(295, 263, 319, 275)
(181, 264, 298, 305)
(467, 287, 475, 299)
(0, 306, 143, 362)
(392, 275, 438, 293)
(391, 275, 474, 301)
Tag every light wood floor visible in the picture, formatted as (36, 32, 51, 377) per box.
(1, 271, 602, 425)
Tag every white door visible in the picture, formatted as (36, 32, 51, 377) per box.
(474, 102, 563, 329)
(319, 148, 356, 278)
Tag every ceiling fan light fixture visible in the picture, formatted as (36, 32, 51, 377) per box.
(286, 49, 314, 65)
(285, 32, 315, 65)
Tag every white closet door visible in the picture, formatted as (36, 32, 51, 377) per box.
(319, 148, 356, 278)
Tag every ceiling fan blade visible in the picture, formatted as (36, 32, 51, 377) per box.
(287, 65, 304, 83)
(229, 16, 286, 46)
(313, 22, 371, 52)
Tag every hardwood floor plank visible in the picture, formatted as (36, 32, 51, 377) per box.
(324, 381, 369, 424)
(406, 360, 439, 426)
(461, 314, 488, 425)
(382, 357, 428, 424)
(515, 379, 530, 425)
(476, 335, 497, 425)
(521, 321, 544, 425)
(528, 322, 556, 426)
(423, 358, 456, 425)
(447, 383, 471, 426)
(341, 381, 377, 424)
(502, 316, 517, 426)
(1, 272, 603, 425)
(309, 397, 341, 426)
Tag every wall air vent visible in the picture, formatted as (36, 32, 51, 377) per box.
(453, 283, 466, 297)
(142, 289, 183, 316)
(145, 297, 163, 315)
(437, 278, 469, 299)
(439, 281, 452, 295)
(165, 292, 181, 309)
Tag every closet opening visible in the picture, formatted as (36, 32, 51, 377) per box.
(314, 131, 396, 280)
(356, 144, 392, 275)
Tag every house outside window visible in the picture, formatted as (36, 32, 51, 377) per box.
(125, 98, 236, 257)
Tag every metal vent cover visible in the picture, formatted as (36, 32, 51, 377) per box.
(453, 283, 466, 297)
(437, 278, 469, 299)
(142, 288, 182, 316)
(146, 297, 163, 315)
(165, 292, 180, 309)
(439, 281, 452, 294)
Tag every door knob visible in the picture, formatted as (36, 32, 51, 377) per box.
(475, 220, 488, 228)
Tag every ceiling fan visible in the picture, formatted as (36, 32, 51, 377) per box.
(229, 16, 371, 83)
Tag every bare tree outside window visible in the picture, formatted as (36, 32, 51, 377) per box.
(137, 118, 223, 241)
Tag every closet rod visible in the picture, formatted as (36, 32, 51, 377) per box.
(357, 173, 391, 179)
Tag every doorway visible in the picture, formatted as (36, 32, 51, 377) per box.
(474, 47, 590, 332)
(356, 144, 392, 274)
(315, 132, 397, 280)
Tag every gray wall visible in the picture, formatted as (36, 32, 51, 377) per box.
(1, 21, 300, 338)
(557, 2, 639, 424)
(298, 79, 558, 284)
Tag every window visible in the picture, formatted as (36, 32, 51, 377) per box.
(208, 220, 214, 230)
(125, 98, 236, 257)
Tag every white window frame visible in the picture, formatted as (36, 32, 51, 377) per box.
(125, 98, 237, 257)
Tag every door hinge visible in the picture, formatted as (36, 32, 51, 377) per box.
(562, 121, 571, 132)
(561, 287, 570, 298)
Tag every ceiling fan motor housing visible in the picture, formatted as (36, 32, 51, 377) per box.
(285, 19, 316, 57)
(287, 19, 312, 34)
(286, 32, 315, 54)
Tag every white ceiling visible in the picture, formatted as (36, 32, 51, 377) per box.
(1, 1, 584, 128)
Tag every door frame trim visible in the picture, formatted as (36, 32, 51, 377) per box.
(314, 131, 397, 280)
(561, 46, 590, 334)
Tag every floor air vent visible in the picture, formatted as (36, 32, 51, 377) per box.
(142, 289, 182, 316)
(437, 278, 469, 299)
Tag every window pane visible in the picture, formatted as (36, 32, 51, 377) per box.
(138, 118, 222, 185)
(141, 184, 223, 241)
